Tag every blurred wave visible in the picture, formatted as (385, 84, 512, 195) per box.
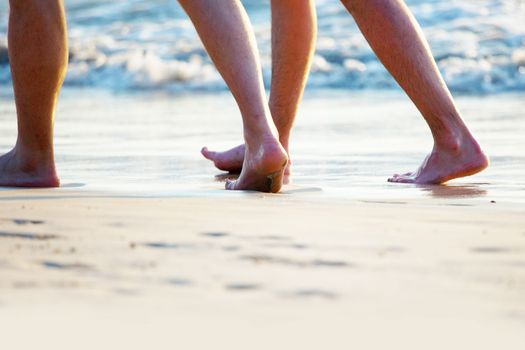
(0, 0, 524, 93)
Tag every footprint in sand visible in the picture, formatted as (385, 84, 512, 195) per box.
(225, 283, 261, 291)
(288, 289, 338, 300)
(0, 232, 58, 240)
(201, 232, 230, 238)
(166, 278, 193, 287)
(41, 261, 93, 270)
(471, 246, 516, 254)
(12, 219, 45, 225)
(142, 242, 198, 249)
(240, 254, 352, 269)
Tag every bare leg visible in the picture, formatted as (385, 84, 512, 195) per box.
(0, 0, 67, 187)
(201, 0, 317, 178)
(341, 0, 488, 184)
(179, 0, 287, 192)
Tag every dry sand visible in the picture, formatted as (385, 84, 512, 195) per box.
(0, 186, 524, 349)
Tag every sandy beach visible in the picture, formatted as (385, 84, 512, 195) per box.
(0, 188, 524, 349)
(1, 0, 524, 347)
(0, 91, 524, 349)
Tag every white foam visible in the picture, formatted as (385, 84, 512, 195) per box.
(0, 0, 524, 93)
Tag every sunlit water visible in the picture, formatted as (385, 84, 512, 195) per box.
(1, 89, 523, 203)
(0, 0, 524, 93)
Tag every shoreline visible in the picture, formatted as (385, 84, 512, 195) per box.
(2, 89, 524, 203)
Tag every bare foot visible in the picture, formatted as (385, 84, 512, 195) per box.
(201, 144, 292, 176)
(224, 138, 288, 193)
(388, 136, 489, 184)
(0, 148, 60, 188)
(201, 145, 244, 173)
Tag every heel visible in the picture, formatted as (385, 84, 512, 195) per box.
(265, 159, 288, 193)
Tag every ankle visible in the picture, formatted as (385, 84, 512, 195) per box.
(433, 128, 484, 156)
(278, 133, 290, 150)
(433, 134, 461, 153)
(12, 145, 55, 170)
(15, 138, 53, 155)
(429, 112, 472, 147)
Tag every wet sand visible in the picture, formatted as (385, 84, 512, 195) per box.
(1, 91, 525, 348)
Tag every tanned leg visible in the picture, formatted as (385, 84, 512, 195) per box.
(178, 0, 287, 192)
(0, 0, 67, 187)
(201, 0, 317, 179)
(341, 0, 488, 184)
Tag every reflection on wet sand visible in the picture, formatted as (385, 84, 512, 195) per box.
(417, 184, 488, 199)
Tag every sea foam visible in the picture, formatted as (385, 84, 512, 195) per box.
(0, 0, 523, 94)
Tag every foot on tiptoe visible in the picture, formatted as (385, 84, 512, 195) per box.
(223, 138, 288, 193)
(201, 143, 292, 177)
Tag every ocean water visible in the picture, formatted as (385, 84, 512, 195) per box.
(0, 0, 524, 93)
